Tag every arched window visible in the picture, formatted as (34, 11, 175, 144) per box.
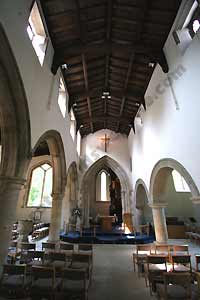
(70, 109, 76, 141)
(101, 171, 107, 201)
(27, 163, 53, 207)
(58, 76, 66, 118)
(96, 170, 110, 202)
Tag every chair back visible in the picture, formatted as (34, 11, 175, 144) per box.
(31, 266, 55, 280)
(49, 252, 66, 262)
(19, 242, 36, 251)
(172, 255, 192, 272)
(34, 250, 45, 260)
(196, 255, 200, 272)
(42, 242, 56, 251)
(136, 244, 152, 255)
(3, 264, 26, 276)
(173, 245, 189, 255)
(78, 244, 93, 252)
(147, 255, 167, 265)
(59, 243, 74, 251)
(72, 253, 92, 264)
(62, 268, 86, 280)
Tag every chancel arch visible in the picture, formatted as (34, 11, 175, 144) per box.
(32, 130, 66, 242)
(0, 23, 31, 265)
(80, 155, 132, 227)
(61, 161, 78, 231)
(135, 179, 152, 227)
(149, 158, 200, 243)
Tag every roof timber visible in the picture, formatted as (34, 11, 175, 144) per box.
(41, 0, 182, 136)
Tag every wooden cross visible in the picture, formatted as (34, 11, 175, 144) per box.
(101, 134, 110, 152)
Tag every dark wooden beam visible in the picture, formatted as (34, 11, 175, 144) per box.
(104, 0, 113, 128)
(51, 41, 168, 74)
(116, 53, 135, 131)
(82, 54, 94, 132)
(77, 115, 135, 129)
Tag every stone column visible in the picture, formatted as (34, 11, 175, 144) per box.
(150, 203, 168, 243)
(48, 193, 63, 242)
(121, 190, 126, 214)
(190, 196, 200, 224)
(0, 176, 25, 266)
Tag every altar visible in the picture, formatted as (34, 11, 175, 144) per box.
(100, 216, 115, 231)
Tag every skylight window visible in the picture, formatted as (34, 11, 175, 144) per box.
(27, 2, 47, 65)
(172, 170, 190, 193)
(58, 77, 66, 118)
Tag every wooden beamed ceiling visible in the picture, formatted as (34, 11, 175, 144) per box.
(41, 0, 182, 136)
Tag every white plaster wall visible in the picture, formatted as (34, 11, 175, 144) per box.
(0, 0, 78, 169)
(81, 129, 131, 175)
(128, 17, 200, 199)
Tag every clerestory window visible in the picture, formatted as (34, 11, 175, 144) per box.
(27, 1, 48, 65)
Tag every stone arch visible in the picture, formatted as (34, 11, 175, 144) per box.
(0, 24, 31, 264)
(135, 179, 152, 226)
(80, 155, 132, 226)
(149, 158, 200, 204)
(61, 161, 79, 230)
(32, 130, 66, 195)
(0, 24, 31, 180)
(33, 131, 67, 241)
(135, 179, 149, 209)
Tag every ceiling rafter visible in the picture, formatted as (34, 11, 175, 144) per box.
(104, 0, 113, 128)
(116, 53, 135, 132)
(74, 0, 94, 133)
(51, 41, 168, 74)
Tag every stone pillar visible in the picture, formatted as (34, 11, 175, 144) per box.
(150, 203, 168, 243)
(0, 176, 25, 266)
(190, 196, 200, 224)
(121, 190, 126, 214)
(48, 193, 63, 242)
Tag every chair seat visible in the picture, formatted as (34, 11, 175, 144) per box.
(157, 283, 191, 299)
(1, 275, 31, 288)
(32, 277, 61, 291)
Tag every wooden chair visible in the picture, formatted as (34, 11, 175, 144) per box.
(70, 253, 93, 285)
(46, 252, 67, 274)
(19, 242, 36, 252)
(30, 265, 59, 300)
(145, 255, 167, 296)
(171, 255, 192, 273)
(155, 244, 171, 262)
(42, 241, 56, 252)
(195, 255, 200, 272)
(132, 244, 152, 276)
(172, 245, 189, 256)
(58, 268, 89, 300)
(78, 244, 93, 265)
(157, 272, 192, 299)
(59, 243, 74, 260)
(0, 264, 30, 298)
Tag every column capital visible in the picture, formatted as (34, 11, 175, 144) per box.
(149, 202, 168, 209)
(190, 196, 200, 204)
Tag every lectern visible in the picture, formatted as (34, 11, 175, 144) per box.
(100, 216, 115, 231)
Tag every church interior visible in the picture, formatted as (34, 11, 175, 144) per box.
(1, 0, 200, 299)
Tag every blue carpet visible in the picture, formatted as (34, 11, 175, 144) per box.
(60, 228, 155, 244)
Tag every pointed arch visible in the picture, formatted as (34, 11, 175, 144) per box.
(32, 130, 67, 195)
(80, 155, 132, 225)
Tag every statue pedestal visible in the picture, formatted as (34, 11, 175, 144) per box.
(17, 220, 33, 243)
